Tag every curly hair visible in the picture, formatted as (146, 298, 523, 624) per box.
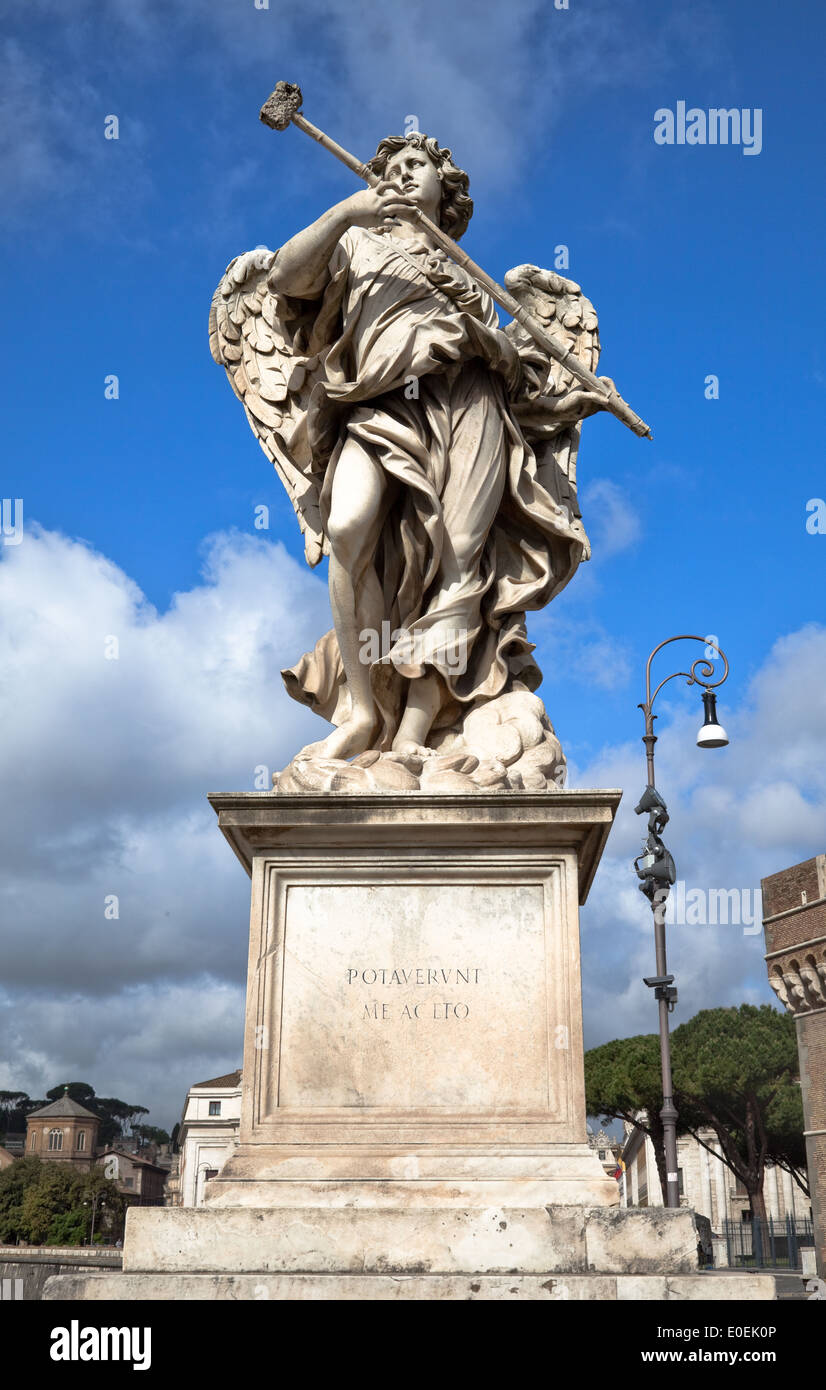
(366, 133, 473, 241)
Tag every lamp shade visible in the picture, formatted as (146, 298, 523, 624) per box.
(696, 690, 728, 748)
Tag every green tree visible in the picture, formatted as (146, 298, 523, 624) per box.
(20, 1163, 81, 1244)
(0, 1091, 43, 1139)
(584, 1033, 681, 1202)
(671, 1004, 800, 1223)
(47, 1208, 88, 1246)
(93, 1099, 150, 1147)
(0, 1156, 42, 1244)
(0, 1157, 126, 1246)
(586, 1006, 807, 1218)
(761, 1071, 809, 1200)
(45, 1082, 97, 1107)
(76, 1169, 126, 1245)
(132, 1124, 170, 1148)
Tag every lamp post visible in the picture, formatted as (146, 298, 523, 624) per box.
(83, 1190, 107, 1246)
(634, 635, 729, 1210)
(196, 1162, 215, 1207)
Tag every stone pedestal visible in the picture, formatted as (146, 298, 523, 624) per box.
(206, 789, 621, 1210)
(44, 789, 777, 1300)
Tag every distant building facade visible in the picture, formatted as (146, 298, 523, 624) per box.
(176, 1070, 242, 1207)
(587, 1125, 622, 1180)
(25, 1095, 100, 1171)
(763, 851, 826, 1277)
(96, 1148, 168, 1204)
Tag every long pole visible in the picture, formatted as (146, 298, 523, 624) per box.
(262, 86, 652, 440)
(637, 635, 730, 1210)
(642, 719, 681, 1211)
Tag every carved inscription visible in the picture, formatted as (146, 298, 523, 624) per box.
(348, 966, 481, 1021)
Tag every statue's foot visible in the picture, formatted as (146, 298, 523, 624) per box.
(390, 737, 426, 759)
(296, 712, 378, 763)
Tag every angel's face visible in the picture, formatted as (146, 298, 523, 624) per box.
(383, 146, 442, 218)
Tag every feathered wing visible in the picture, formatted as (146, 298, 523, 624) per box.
(503, 264, 600, 541)
(209, 248, 330, 566)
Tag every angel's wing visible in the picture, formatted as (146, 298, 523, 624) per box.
(503, 264, 600, 525)
(209, 248, 329, 566)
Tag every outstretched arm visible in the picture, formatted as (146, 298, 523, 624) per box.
(268, 183, 419, 298)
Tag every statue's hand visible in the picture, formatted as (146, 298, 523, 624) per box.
(339, 181, 421, 231)
(555, 376, 618, 419)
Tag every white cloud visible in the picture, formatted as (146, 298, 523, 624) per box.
(531, 608, 633, 691)
(575, 626, 826, 1050)
(2, 528, 823, 1126)
(580, 478, 642, 560)
(0, 525, 327, 1126)
(0, 981, 245, 1132)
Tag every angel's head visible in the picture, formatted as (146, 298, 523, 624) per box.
(367, 133, 473, 241)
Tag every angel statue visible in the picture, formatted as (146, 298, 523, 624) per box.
(210, 130, 620, 793)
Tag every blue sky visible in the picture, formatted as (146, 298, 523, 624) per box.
(2, 0, 825, 1129)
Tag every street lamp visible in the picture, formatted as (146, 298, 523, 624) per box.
(83, 1190, 107, 1246)
(634, 635, 730, 1210)
(196, 1162, 215, 1207)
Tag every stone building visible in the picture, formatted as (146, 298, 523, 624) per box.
(176, 1070, 242, 1207)
(25, 1094, 100, 1171)
(96, 1148, 169, 1204)
(762, 851, 826, 1277)
(587, 1125, 622, 1180)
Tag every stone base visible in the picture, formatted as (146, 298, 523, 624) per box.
(205, 1144, 619, 1209)
(117, 1204, 700, 1276)
(44, 1271, 777, 1301)
(42, 1199, 780, 1302)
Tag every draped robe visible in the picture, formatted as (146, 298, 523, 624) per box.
(281, 225, 588, 745)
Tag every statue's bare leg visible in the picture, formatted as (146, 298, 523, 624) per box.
(297, 439, 392, 761)
(392, 673, 443, 756)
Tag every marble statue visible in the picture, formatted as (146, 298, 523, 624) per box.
(210, 131, 622, 793)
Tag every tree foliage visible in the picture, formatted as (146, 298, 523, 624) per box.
(132, 1124, 170, 1148)
(584, 1032, 678, 1201)
(0, 1157, 125, 1245)
(586, 1005, 806, 1218)
(671, 1004, 801, 1221)
(0, 1091, 43, 1138)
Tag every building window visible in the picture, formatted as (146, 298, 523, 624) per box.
(209, 1101, 221, 1116)
(678, 1168, 684, 1196)
(123, 1177, 134, 1188)
(48, 1128, 63, 1151)
(30, 1131, 36, 1149)
(77, 1131, 86, 1151)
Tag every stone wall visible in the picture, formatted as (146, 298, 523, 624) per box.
(762, 852, 826, 1278)
(0, 1246, 122, 1300)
